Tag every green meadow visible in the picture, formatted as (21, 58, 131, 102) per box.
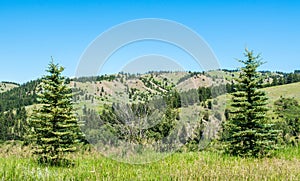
(1, 142, 300, 180)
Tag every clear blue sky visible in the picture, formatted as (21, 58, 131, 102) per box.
(1, 0, 299, 83)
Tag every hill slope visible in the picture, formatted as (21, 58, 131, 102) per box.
(263, 82, 300, 103)
(0, 82, 19, 93)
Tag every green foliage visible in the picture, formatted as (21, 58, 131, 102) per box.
(81, 89, 180, 148)
(29, 61, 82, 166)
(1, 144, 300, 180)
(0, 107, 28, 141)
(72, 74, 116, 82)
(0, 80, 40, 112)
(198, 87, 212, 102)
(274, 97, 300, 145)
(222, 49, 280, 157)
(184, 119, 205, 151)
(165, 90, 181, 109)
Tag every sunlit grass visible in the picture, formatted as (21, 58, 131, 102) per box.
(263, 82, 300, 103)
(1, 142, 300, 180)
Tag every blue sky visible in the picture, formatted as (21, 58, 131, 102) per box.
(0, 0, 300, 83)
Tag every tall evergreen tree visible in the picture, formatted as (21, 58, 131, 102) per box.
(222, 49, 280, 157)
(30, 61, 82, 165)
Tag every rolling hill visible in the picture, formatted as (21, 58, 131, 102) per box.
(0, 82, 19, 93)
(263, 82, 300, 103)
(0, 70, 299, 155)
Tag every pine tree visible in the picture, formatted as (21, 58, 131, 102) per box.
(30, 61, 82, 165)
(222, 49, 280, 157)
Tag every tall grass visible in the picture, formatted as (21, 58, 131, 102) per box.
(1, 143, 300, 180)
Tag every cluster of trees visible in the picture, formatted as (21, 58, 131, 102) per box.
(72, 74, 117, 83)
(0, 107, 27, 141)
(274, 97, 300, 145)
(79, 76, 227, 153)
(179, 84, 226, 107)
(268, 72, 300, 86)
(80, 92, 180, 149)
(0, 80, 38, 142)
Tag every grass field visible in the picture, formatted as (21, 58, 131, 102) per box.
(263, 82, 300, 103)
(1, 142, 300, 180)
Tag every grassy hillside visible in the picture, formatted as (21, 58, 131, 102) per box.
(0, 82, 19, 93)
(224, 81, 300, 104)
(263, 82, 300, 103)
(0, 70, 293, 112)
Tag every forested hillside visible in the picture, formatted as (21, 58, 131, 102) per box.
(0, 80, 40, 112)
(1, 70, 300, 146)
(0, 80, 40, 141)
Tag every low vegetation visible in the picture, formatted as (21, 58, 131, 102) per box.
(0, 142, 300, 180)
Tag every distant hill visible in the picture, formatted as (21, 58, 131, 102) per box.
(1, 69, 299, 112)
(0, 69, 299, 143)
(0, 82, 19, 93)
(263, 82, 300, 103)
(0, 80, 40, 111)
